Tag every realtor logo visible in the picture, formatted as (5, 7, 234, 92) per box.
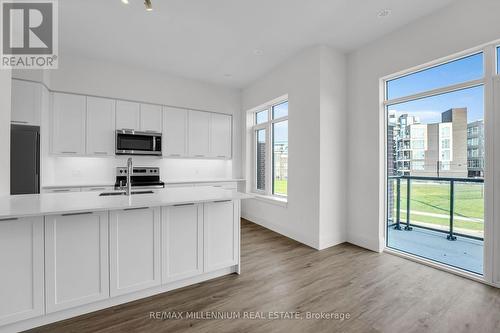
(1, 0, 58, 68)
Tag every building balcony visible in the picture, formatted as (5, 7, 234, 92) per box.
(387, 175, 484, 274)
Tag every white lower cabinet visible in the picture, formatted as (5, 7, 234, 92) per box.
(204, 201, 238, 272)
(0, 217, 44, 326)
(109, 207, 161, 296)
(161, 204, 203, 283)
(45, 212, 109, 313)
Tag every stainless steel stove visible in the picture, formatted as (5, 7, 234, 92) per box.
(114, 167, 165, 190)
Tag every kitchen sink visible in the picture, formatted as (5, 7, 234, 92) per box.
(99, 190, 154, 196)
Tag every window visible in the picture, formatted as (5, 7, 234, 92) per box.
(385, 49, 486, 275)
(411, 127, 425, 138)
(497, 46, 500, 74)
(412, 150, 425, 160)
(251, 98, 289, 198)
(412, 140, 424, 149)
(255, 129, 266, 191)
(441, 139, 450, 149)
(256, 110, 268, 124)
(386, 53, 483, 100)
(412, 161, 425, 170)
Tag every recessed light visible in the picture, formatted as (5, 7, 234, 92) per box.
(144, 0, 153, 11)
(121, 0, 129, 4)
(253, 49, 264, 56)
(378, 9, 392, 18)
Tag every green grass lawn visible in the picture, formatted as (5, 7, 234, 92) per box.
(274, 179, 288, 196)
(390, 180, 484, 232)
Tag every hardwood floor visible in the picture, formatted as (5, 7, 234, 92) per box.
(28, 219, 500, 333)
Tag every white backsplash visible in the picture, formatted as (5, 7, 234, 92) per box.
(42, 156, 233, 186)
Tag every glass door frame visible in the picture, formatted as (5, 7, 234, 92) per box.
(380, 42, 498, 285)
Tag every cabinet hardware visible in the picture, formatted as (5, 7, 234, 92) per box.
(217, 155, 226, 158)
(124, 207, 149, 211)
(94, 151, 108, 155)
(173, 203, 195, 207)
(0, 217, 18, 222)
(61, 151, 77, 154)
(11, 120, 28, 124)
(52, 189, 71, 192)
(194, 155, 205, 157)
(90, 188, 106, 191)
(62, 212, 93, 216)
(169, 154, 181, 157)
(213, 200, 231, 203)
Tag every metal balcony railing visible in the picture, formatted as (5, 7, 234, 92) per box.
(388, 175, 484, 241)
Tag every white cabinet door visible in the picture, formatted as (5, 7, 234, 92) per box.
(86, 97, 116, 156)
(45, 212, 109, 313)
(204, 200, 237, 272)
(109, 207, 161, 296)
(51, 93, 86, 155)
(116, 100, 140, 130)
(0, 217, 44, 326)
(210, 113, 232, 159)
(140, 104, 162, 132)
(162, 204, 203, 283)
(188, 110, 210, 157)
(11, 79, 42, 126)
(163, 107, 188, 157)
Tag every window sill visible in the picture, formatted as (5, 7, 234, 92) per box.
(249, 193, 288, 207)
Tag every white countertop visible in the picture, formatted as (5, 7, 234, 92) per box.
(0, 187, 251, 219)
(42, 179, 246, 189)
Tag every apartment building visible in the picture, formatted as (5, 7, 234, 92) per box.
(467, 120, 485, 177)
(393, 108, 468, 178)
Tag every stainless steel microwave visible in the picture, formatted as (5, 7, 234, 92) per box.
(115, 130, 162, 156)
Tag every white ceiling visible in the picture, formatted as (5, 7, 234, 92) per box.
(60, 0, 457, 88)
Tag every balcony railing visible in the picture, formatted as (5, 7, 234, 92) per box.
(388, 175, 484, 241)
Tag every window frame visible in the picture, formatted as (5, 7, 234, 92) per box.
(250, 98, 289, 199)
(381, 41, 499, 283)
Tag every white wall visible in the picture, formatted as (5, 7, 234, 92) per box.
(0, 70, 11, 195)
(319, 46, 347, 249)
(241, 45, 347, 249)
(346, 0, 500, 252)
(14, 55, 242, 186)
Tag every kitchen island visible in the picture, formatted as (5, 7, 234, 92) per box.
(0, 187, 249, 333)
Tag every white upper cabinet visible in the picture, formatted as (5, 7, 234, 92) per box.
(140, 104, 162, 132)
(86, 97, 116, 156)
(0, 217, 44, 326)
(163, 107, 188, 157)
(116, 100, 140, 130)
(210, 113, 232, 159)
(188, 110, 210, 157)
(11, 79, 42, 126)
(45, 212, 109, 313)
(50, 93, 86, 155)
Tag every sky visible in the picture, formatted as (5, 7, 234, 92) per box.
(387, 52, 485, 124)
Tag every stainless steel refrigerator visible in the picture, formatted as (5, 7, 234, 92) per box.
(11, 125, 40, 195)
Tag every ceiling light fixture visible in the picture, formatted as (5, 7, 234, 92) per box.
(121, 0, 129, 4)
(144, 0, 153, 11)
(377, 9, 392, 18)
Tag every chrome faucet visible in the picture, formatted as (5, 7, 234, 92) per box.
(126, 157, 133, 196)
